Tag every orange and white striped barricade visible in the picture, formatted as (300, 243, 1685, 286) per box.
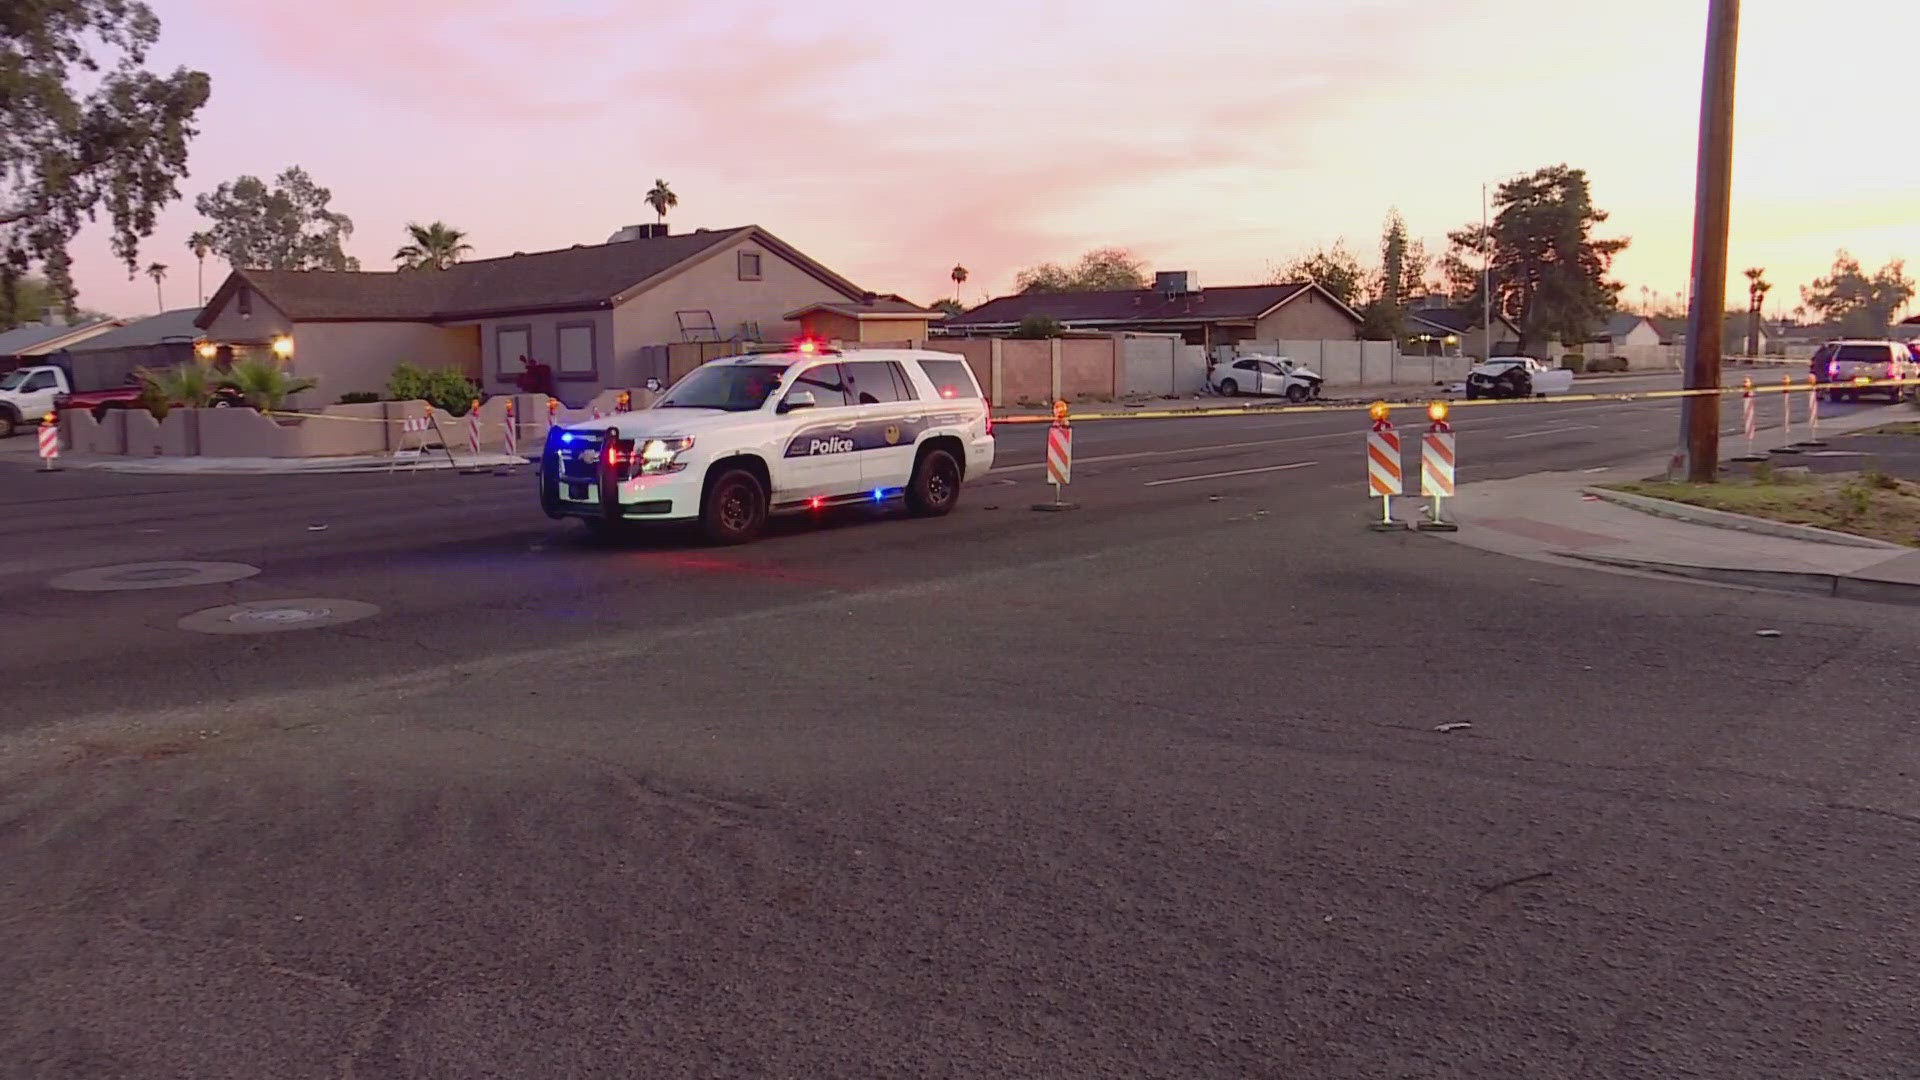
(502, 400, 518, 456)
(1771, 375, 1801, 455)
(388, 412, 436, 471)
(466, 399, 482, 457)
(1417, 402, 1458, 532)
(1365, 402, 1401, 530)
(1800, 373, 1826, 448)
(37, 413, 59, 472)
(1033, 399, 1078, 512)
(1731, 377, 1765, 462)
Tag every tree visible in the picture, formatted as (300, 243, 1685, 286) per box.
(1016, 247, 1149, 293)
(187, 231, 214, 305)
(929, 299, 966, 318)
(221, 356, 316, 411)
(1274, 241, 1366, 310)
(1, 275, 56, 330)
(193, 166, 359, 271)
(1743, 268, 1771, 356)
(1800, 251, 1914, 337)
(0, 0, 212, 320)
(146, 263, 167, 311)
(645, 179, 677, 226)
(950, 264, 968, 300)
(1442, 165, 1627, 351)
(394, 221, 472, 271)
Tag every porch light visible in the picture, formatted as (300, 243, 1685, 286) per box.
(195, 341, 217, 359)
(271, 335, 294, 359)
(1444, 335, 1459, 346)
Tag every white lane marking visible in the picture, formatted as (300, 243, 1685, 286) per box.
(990, 431, 1346, 473)
(1143, 461, 1318, 487)
(1503, 424, 1599, 440)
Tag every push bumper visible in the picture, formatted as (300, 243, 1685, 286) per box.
(540, 426, 700, 522)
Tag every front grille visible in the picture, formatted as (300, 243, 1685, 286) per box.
(552, 432, 635, 482)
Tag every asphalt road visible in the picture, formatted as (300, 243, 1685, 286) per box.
(4, 375, 1918, 1078)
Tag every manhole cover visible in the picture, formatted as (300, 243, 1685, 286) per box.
(178, 598, 379, 635)
(51, 561, 261, 592)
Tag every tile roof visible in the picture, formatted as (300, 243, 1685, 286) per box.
(0, 318, 124, 357)
(64, 309, 208, 352)
(944, 283, 1323, 329)
(784, 296, 940, 319)
(1602, 313, 1653, 338)
(199, 226, 862, 326)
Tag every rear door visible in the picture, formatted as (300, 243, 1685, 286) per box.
(841, 359, 922, 488)
(775, 363, 863, 502)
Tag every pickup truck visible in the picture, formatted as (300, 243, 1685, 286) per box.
(0, 363, 236, 438)
(1462, 357, 1576, 400)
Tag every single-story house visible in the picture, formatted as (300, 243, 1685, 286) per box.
(783, 294, 943, 343)
(1402, 303, 1521, 359)
(193, 224, 875, 406)
(940, 272, 1363, 346)
(1591, 313, 1660, 349)
(48, 308, 204, 387)
(0, 317, 128, 372)
(1652, 314, 1776, 353)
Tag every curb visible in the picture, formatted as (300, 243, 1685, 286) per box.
(1559, 552, 1920, 606)
(27, 453, 530, 476)
(1583, 487, 1908, 551)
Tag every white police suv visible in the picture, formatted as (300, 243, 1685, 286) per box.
(540, 344, 995, 543)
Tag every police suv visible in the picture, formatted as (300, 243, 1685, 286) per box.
(539, 345, 995, 543)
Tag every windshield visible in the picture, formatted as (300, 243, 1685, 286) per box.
(656, 364, 787, 412)
(0, 370, 29, 391)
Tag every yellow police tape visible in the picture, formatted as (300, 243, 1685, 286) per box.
(992, 376, 1913, 425)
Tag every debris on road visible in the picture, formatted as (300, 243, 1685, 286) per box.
(1756, 629, 1782, 638)
(307, 524, 329, 532)
(1434, 722, 1472, 733)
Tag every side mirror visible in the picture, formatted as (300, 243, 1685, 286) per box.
(780, 390, 817, 414)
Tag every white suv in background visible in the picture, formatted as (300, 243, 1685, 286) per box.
(539, 346, 995, 544)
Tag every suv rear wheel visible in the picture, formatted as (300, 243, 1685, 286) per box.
(906, 447, 962, 517)
(701, 467, 768, 544)
(0, 407, 17, 439)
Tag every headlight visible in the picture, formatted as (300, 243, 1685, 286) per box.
(637, 436, 694, 474)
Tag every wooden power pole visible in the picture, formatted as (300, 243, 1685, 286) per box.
(1679, 0, 1741, 482)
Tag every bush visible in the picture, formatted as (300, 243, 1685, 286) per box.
(1585, 355, 1629, 373)
(387, 363, 479, 416)
(1560, 354, 1586, 373)
(337, 391, 381, 405)
(1012, 314, 1063, 340)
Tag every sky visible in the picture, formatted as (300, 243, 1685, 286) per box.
(58, 0, 1920, 322)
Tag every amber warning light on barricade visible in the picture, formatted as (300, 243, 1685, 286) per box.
(1427, 401, 1449, 424)
(1368, 401, 1390, 424)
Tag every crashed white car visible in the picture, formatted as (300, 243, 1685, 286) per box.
(1461, 357, 1575, 399)
(1209, 355, 1324, 402)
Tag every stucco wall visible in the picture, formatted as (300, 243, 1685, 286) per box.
(455, 310, 613, 398)
(610, 233, 859, 369)
(288, 320, 479, 406)
(996, 340, 1053, 404)
(1255, 292, 1361, 341)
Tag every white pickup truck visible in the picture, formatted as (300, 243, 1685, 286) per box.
(1462, 357, 1575, 400)
(0, 365, 71, 438)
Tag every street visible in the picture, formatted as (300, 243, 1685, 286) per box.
(4, 378, 1919, 1078)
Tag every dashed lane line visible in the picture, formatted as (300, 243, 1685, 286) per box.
(1142, 462, 1319, 487)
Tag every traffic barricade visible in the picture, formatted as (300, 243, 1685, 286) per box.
(1770, 374, 1801, 455)
(1800, 373, 1826, 448)
(1033, 399, 1077, 512)
(1416, 402, 1458, 532)
(1731, 377, 1764, 462)
(1366, 402, 1401, 531)
(37, 413, 59, 471)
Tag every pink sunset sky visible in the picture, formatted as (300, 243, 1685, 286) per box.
(66, 0, 1920, 321)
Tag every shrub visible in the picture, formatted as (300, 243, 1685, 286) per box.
(1560, 354, 1586, 374)
(1836, 481, 1871, 523)
(337, 391, 380, 405)
(1585, 355, 1629, 373)
(1012, 314, 1063, 340)
(387, 363, 478, 415)
(221, 357, 317, 412)
(135, 360, 217, 415)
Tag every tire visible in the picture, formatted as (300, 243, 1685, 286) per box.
(906, 447, 962, 518)
(1284, 384, 1307, 403)
(1219, 379, 1238, 397)
(701, 467, 768, 544)
(0, 409, 16, 440)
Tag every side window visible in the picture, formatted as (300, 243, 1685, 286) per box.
(23, 370, 57, 391)
(916, 359, 980, 400)
(1233, 359, 1257, 371)
(843, 361, 906, 405)
(786, 363, 849, 408)
(887, 361, 919, 401)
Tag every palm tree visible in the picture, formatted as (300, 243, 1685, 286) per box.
(1744, 267, 1771, 356)
(950, 264, 968, 301)
(221, 356, 317, 411)
(187, 232, 215, 305)
(393, 221, 473, 271)
(146, 263, 167, 312)
(645, 180, 677, 226)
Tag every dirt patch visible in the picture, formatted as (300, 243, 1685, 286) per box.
(1609, 469, 1920, 547)
(1856, 421, 1920, 437)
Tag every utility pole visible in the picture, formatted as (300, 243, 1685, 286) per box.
(1679, 0, 1741, 482)
(1482, 183, 1492, 360)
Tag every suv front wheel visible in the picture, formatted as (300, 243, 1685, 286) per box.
(907, 447, 962, 517)
(701, 467, 768, 544)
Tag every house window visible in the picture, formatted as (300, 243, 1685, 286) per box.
(738, 251, 763, 281)
(556, 322, 596, 379)
(495, 325, 532, 379)
(237, 287, 252, 317)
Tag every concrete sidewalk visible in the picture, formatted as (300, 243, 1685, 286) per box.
(2, 446, 528, 474)
(1430, 403, 1920, 604)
